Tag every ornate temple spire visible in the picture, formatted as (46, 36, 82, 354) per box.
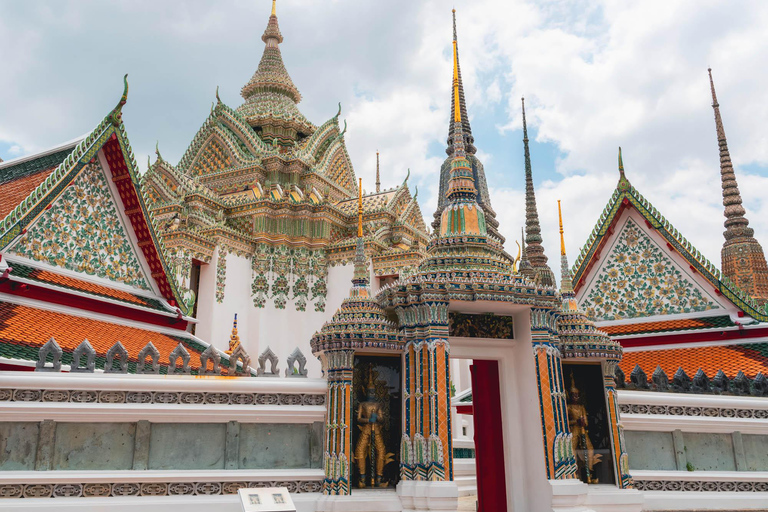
(375, 151, 381, 193)
(708, 68, 768, 303)
(241, 1, 296, 100)
(420, 34, 508, 275)
(353, 178, 369, 287)
(444, 39, 479, 205)
(431, 9, 502, 243)
(709, 68, 752, 242)
(237, 0, 314, 141)
(522, 97, 555, 287)
(558, 200, 574, 295)
(446, 9, 476, 156)
(519, 226, 535, 279)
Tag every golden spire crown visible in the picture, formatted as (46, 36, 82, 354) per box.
(558, 199, 565, 256)
(271, 0, 276, 16)
(453, 39, 461, 123)
(358, 178, 363, 237)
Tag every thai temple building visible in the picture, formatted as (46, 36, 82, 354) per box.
(139, 0, 427, 376)
(1, 3, 768, 512)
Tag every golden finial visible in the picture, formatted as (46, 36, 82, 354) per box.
(271, 0, 276, 16)
(558, 199, 565, 256)
(358, 178, 363, 238)
(452, 39, 461, 123)
(226, 313, 240, 354)
(618, 146, 625, 178)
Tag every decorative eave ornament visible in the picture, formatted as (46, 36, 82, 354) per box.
(108, 74, 128, 127)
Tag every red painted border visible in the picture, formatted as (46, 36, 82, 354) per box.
(455, 404, 474, 415)
(618, 326, 768, 348)
(102, 136, 178, 306)
(0, 280, 188, 331)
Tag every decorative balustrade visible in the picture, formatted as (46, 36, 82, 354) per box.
(616, 364, 768, 397)
(32, 337, 309, 378)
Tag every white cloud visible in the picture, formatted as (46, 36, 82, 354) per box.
(2, 0, 768, 286)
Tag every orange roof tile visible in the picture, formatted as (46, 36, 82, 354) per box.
(620, 343, 768, 380)
(603, 318, 716, 336)
(29, 268, 154, 307)
(0, 301, 220, 372)
(0, 168, 55, 219)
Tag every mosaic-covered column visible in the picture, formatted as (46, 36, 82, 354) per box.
(604, 360, 634, 489)
(531, 308, 578, 481)
(399, 301, 452, 483)
(323, 349, 354, 495)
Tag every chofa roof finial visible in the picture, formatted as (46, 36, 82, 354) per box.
(618, 146, 625, 178)
(108, 74, 129, 127)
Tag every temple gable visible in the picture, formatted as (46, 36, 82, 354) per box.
(580, 216, 721, 321)
(9, 160, 152, 291)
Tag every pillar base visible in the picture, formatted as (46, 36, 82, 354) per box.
(397, 480, 458, 512)
(550, 480, 644, 512)
(316, 489, 402, 512)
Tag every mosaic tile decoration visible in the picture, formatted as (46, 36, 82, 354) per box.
(581, 218, 718, 321)
(10, 161, 150, 290)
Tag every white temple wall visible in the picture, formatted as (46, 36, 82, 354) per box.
(195, 251, 355, 378)
(193, 247, 220, 347)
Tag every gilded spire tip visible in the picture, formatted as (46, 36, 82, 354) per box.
(357, 177, 363, 238)
(271, 0, 276, 16)
(558, 200, 565, 256)
(452, 40, 461, 123)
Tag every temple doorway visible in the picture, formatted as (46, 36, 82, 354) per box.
(451, 356, 509, 512)
(470, 359, 508, 512)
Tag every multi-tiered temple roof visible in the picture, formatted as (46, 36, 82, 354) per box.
(0, 78, 235, 374)
(141, 2, 428, 313)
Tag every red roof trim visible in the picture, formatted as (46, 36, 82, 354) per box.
(102, 137, 178, 306)
(0, 280, 188, 331)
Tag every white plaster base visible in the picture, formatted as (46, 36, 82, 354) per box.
(641, 491, 768, 510)
(315, 489, 402, 511)
(0, 494, 320, 512)
(397, 480, 459, 512)
(550, 481, 645, 512)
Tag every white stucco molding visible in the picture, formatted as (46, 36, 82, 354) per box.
(617, 390, 768, 434)
(0, 469, 324, 485)
(0, 371, 327, 394)
(0, 401, 325, 423)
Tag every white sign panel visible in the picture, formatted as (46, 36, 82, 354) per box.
(238, 487, 296, 512)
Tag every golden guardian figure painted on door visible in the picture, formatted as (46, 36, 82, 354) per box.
(354, 365, 393, 488)
(567, 373, 602, 483)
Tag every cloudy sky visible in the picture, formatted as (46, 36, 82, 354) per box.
(2, 0, 768, 282)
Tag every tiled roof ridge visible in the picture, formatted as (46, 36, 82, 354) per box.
(572, 180, 768, 322)
(0, 146, 77, 186)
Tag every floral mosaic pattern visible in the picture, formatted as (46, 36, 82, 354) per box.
(582, 218, 718, 321)
(11, 162, 150, 290)
(250, 245, 327, 311)
(216, 247, 228, 303)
